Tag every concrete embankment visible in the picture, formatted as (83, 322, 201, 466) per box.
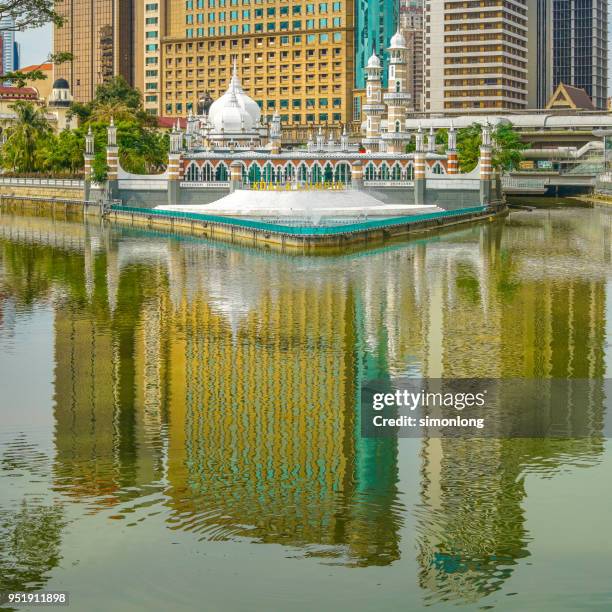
(106, 203, 507, 253)
(0, 184, 507, 253)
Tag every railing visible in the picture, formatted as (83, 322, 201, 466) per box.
(0, 177, 84, 187)
(110, 204, 488, 237)
(180, 181, 230, 188)
(364, 180, 414, 187)
(502, 177, 548, 189)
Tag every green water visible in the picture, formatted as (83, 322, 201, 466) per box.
(0, 204, 611, 611)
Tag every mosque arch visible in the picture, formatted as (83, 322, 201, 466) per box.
(364, 162, 376, 181)
(185, 162, 199, 182)
(248, 162, 262, 183)
(201, 162, 214, 181)
(334, 162, 351, 183)
(214, 162, 229, 181)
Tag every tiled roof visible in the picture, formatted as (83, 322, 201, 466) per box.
(157, 116, 188, 129)
(0, 86, 39, 99)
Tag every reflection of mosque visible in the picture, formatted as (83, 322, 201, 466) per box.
(1, 208, 609, 592)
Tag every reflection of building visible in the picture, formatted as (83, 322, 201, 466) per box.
(53, 0, 135, 102)
(1, 205, 609, 581)
(163, 247, 402, 565)
(53, 240, 166, 505)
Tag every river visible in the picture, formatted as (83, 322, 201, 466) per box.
(0, 203, 611, 611)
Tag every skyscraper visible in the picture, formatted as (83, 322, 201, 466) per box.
(399, 0, 424, 111)
(424, 0, 529, 112)
(0, 16, 16, 75)
(527, 0, 553, 109)
(552, 0, 608, 110)
(53, 0, 135, 102)
(354, 0, 397, 90)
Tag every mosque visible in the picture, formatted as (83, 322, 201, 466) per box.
(89, 30, 499, 215)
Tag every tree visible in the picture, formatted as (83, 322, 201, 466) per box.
(1, 101, 51, 173)
(0, 0, 63, 31)
(455, 122, 527, 173)
(69, 76, 150, 125)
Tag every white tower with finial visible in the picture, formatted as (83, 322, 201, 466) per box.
(363, 49, 385, 153)
(382, 29, 412, 154)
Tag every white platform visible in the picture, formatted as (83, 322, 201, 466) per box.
(156, 189, 441, 218)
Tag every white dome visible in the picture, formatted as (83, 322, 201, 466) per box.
(211, 90, 255, 132)
(367, 51, 381, 68)
(207, 62, 261, 131)
(389, 30, 406, 49)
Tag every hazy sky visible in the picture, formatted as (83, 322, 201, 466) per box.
(16, 24, 52, 67)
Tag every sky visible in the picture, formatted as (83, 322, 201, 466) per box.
(16, 23, 51, 67)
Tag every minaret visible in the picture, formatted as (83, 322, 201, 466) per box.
(382, 29, 412, 154)
(106, 117, 118, 198)
(362, 49, 385, 153)
(479, 122, 493, 205)
(84, 126, 94, 201)
(269, 111, 282, 154)
(447, 121, 458, 174)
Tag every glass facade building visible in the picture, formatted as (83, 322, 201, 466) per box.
(552, 0, 607, 109)
(53, 0, 135, 103)
(354, 0, 397, 88)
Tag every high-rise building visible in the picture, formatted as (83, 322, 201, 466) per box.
(354, 0, 397, 90)
(0, 17, 16, 75)
(552, 0, 608, 110)
(399, 0, 423, 111)
(135, 1, 164, 115)
(153, 0, 356, 126)
(527, 0, 553, 109)
(424, 0, 529, 112)
(53, 0, 135, 102)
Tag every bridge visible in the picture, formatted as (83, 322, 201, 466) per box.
(503, 172, 597, 195)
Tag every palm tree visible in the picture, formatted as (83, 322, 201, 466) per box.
(90, 101, 133, 123)
(3, 101, 52, 173)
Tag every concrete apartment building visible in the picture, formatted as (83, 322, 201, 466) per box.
(399, 0, 424, 111)
(424, 0, 529, 113)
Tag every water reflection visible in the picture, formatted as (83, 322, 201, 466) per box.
(0, 206, 610, 602)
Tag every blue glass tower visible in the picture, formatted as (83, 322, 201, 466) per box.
(355, 0, 398, 89)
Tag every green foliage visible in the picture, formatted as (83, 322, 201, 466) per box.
(0, 78, 168, 180)
(70, 77, 150, 125)
(0, 0, 64, 31)
(1, 101, 52, 173)
(456, 122, 528, 173)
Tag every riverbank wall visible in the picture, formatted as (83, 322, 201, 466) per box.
(106, 203, 507, 253)
(0, 178, 87, 201)
(0, 186, 507, 253)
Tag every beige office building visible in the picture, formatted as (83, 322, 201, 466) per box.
(424, 0, 528, 112)
(133, 0, 355, 125)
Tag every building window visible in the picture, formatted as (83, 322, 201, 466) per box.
(333, 32, 341, 42)
(146, 30, 158, 38)
(292, 5, 301, 13)
(332, 17, 340, 26)
(319, 18, 327, 27)
(145, 17, 158, 24)
(186, 0, 193, 8)
(319, 3, 327, 12)
(319, 113, 328, 121)
(320, 33, 328, 42)
(146, 3, 158, 10)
